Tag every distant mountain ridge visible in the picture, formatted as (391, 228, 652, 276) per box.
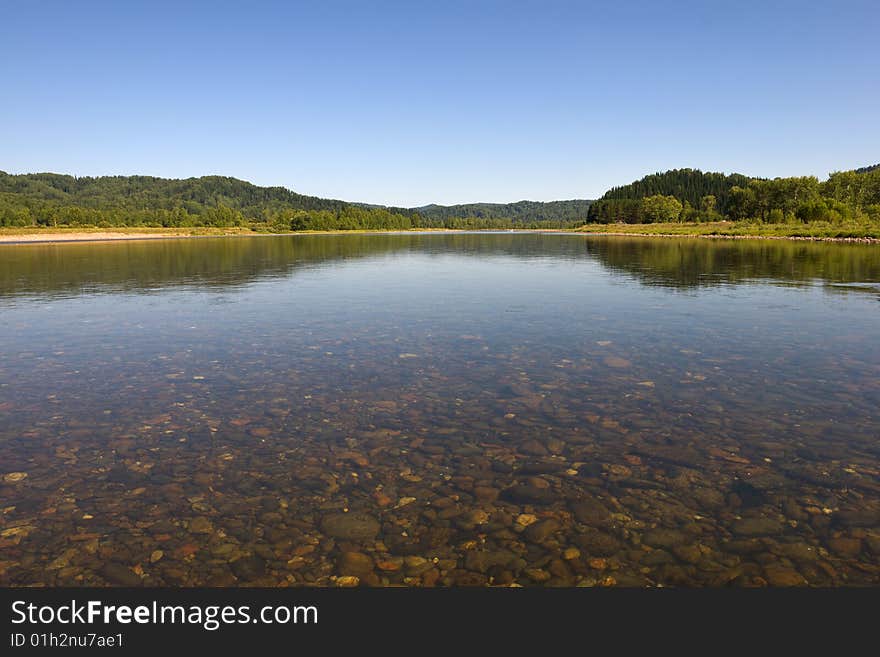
(407, 199, 593, 223)
(0, 171, 592, 224)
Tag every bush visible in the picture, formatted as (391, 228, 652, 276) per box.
(767, 208, 785, 223)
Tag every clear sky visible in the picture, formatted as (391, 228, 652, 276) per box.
(2, 1, 878, 206)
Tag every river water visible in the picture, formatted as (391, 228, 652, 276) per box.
(0, 233, 878, 586)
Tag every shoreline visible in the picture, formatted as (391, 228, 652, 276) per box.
(0, 231, 194, 244)
(0, 229, 248, 244)
(0, 227, 535, 244)
(573, 230, 880, 244)
(1, 227, 878, 245)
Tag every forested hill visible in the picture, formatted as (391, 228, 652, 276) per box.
(0, 171, 590, 229)
(600, 168, 752, 208)
(3, 166, 876, 231)
(587, 165, 880, 225)
(0, 172, 350, 215)
(409, 199, 593, 224)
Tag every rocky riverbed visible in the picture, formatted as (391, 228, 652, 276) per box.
(1, 233, 878, 587)
(2, 356, 878, 587)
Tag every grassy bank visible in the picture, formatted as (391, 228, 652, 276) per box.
(3, 222, 880, 244)
(573, 221, 880, 240)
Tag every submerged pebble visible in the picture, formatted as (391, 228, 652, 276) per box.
(1, 234, 878, 587)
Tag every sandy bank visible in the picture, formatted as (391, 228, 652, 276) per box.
(0, 231, 193, 244)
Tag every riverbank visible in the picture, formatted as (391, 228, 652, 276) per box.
(573, 221, 880, 243)
(0, 226, 530, 244)
(2, 222, 879, 244)
(0, 227, 255, 243)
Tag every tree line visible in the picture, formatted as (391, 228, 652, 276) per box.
(2, 165, 879, 230)
(408, 199, 593, 224)
(0, 172, 585, 229)
(587, 166, 880, 224)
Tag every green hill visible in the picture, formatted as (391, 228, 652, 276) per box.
(587, 165, 880, 225)
(411, 199, 593, 224)
(600, 168, 754, 205)
(0, 171, 590, 229)
(0, 172, 349, 216)
(2, 164, 876, 231)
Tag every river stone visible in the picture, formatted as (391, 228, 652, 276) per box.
(524, 519, 561, 543)
(724, 538, 765, 555)
(577, 462, 603, 478)
(574, 530, 620, 557)
(106, 466, 143, 485)
(834, 508, 879, 528)
(614, 573, 650, 587)
(473, 486, 500, 503)
(732, 517, 782, 536)
(673, 544, 703, 564)
(463, 509, 490, 525)
(405, 558, 436, 577)
(570, 499, 611, 525)
(641, 550, 676, 566)
(691, 486, 726, 509)
(253, 544, 275, 561)
(519, 440, 549, 456)
(453, 571, 488, 586)
(338, 551, 375, 578)
(188, 516, 214, 534)
(464, 549, 523, 573)
(642, 529, 686, 549)
(776, 542, 819, 562)
(523, 567, 551, 582)
(827, 537, 862, 558)
(231, 555, 266, 580)
(518, 461, 567, 475)
(321, 512, 381, 541)
(101, 563, 142, 586)
(501, 484, 556, 505)
(149, 519, 177, 535)
(729, 480, 767, 509)
(764, 566, 807, 587)
(204, 570, 237, 587)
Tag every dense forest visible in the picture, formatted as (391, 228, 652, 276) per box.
(854, 163, 879, 174)
(408, 199, 593, 224)
(0, 172, 587, 230)
(587, 166, 880, 226)
(600, 169, 752, 208)
(2, 165, 878, 232)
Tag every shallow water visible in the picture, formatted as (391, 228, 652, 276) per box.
(1, 233, 878, 587)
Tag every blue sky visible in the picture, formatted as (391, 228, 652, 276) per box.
(2, 1, 878, 206)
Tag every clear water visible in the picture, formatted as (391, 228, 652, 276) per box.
(0, 233, 878, 586)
